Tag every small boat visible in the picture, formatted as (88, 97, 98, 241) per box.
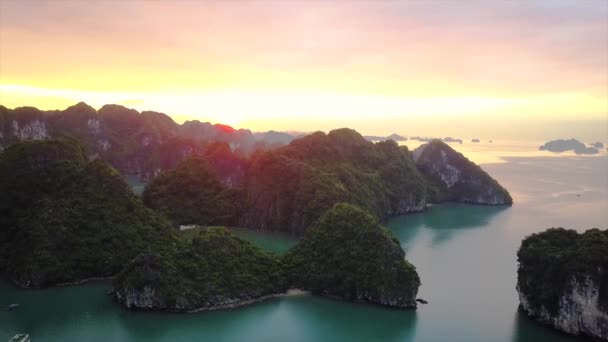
(7, 303, 19, 311)
(9, 333, 30, 342)
(416, 298, 428, 304)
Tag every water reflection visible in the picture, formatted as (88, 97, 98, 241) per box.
(387, 203, 509, 247)
(0, 279, 117, 341)
(1, 279, 418, 342)
(116, 293, 418, 342)
(276, 296, 418, 342)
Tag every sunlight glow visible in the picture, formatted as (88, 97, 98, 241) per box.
(1, 84, 605, 133)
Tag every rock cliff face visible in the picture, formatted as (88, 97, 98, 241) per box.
(413, 140, 512, 205)
(240, 129, 430, 234)
(517, 228, 608, 340)
(518, 276, 608, 340)
(142, 130, 511, 235)
(0, 103, 291, 184)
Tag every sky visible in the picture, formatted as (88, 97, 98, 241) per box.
(0, 0, 607, 140)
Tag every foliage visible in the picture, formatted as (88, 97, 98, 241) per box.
(283, 203, 420, 307)
(115, 204, 421, 310)
(242, 129, 430, 234)
(0, 138, 177, 287)
(143, 156, 242, 226)
(113, 227, 285, 309)
(517, 228, 608, 315)
(0, 102, 279, 184)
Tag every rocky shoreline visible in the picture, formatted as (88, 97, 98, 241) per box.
(518, 277, 608, 340)
(188, 289, 310, 313)
(55, 276, 114, 287)
(3, 274, 114, 289)
(517, 228, 608, 340)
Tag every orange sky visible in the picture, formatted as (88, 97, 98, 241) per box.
(0, 1, 606, 139)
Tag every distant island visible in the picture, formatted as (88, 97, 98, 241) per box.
(0, 103, 512, 312)
(253, 130, 295, 145)
(471, 138, 480, 143)
(517, 228, 608, 340)
(442, 137, 463, 144)
(363, 133, 407, 142)
(539, 138, 599, 155)
(410, 136, 463, 144)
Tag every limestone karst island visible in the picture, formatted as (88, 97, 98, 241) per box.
(1, 1, 606, 341)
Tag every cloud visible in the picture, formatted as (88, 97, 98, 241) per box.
(0, 1, 606, 111)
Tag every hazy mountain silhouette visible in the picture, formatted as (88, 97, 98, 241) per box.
(0, 103, 293, 182)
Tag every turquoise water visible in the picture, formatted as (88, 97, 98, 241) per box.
(1, 155, 606, 341)
(229, 227, 296, 254)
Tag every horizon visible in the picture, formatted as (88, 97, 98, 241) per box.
(1, 2, 608, 341)
(1, 1, 607, 141)
(1, 101, 606, 144)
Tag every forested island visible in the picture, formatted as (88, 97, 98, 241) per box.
(113, 204, 420, 311)
(0, 138, 177, 287)
(113, 227, 286, 311)
(517, 228, 608, 340)
(283, 203, 420, 308)
(146, 128, 512, 234)
(0, 103, 513, 311)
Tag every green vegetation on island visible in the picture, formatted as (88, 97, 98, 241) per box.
(517, 228, 608, 339)
(517, 228, 608, 314)
(284, 203, 420, 308)
(143, 156, 241, 227)
(112, 227, 285, 311)
(2, 102, 513, 236)
(113, 204, 421, 311)
(0, 102, 289, 182)
(241, 128, 430, 234)
(0, 112, 512, 314)
(0, 138, 177, 287)
(142, 129, 511, 236)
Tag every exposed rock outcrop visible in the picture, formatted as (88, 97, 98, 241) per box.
(0, 103, 293, 184)
(413, 140, 512, 205)
(240, 129, 429, 234)
(519, 276, 608, 340)
(517, 228, 608, 340)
